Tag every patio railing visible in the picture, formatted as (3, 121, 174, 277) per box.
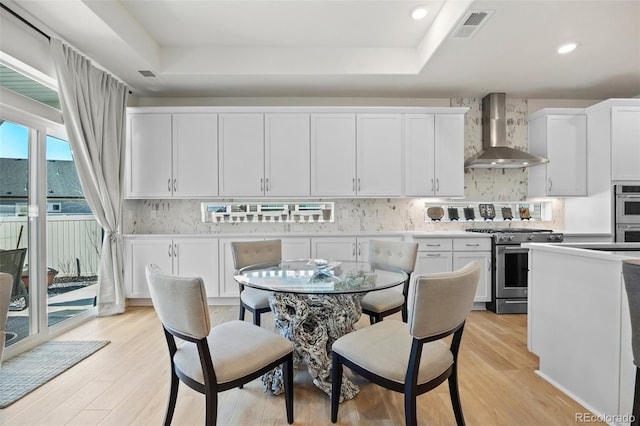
(0, 215, 101, 277)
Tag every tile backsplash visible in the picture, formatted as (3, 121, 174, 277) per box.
(124, 97, 565, 235)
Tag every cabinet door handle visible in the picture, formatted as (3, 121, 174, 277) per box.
(357, 243, 361, 257)
(168, 244, 172, 258)
(426, 244, 441, 247)
(357, 178, 361, 192)
(430, 178, 434, 193)
(436, 178, 440, 192)
(548, 179, 553, 192)
(173, 178, 177, 193)
(488, 259, 492, 271)
(465, 243, 480, 247)
(352, 243, 356, 257)
(427, 253, 441, 257)
(352, 178, 356, 192)
(260, 178, 264, 192)
(167, 178, 171, 193)
(265, 178, 270, 192)
(173, 243, 178, 257)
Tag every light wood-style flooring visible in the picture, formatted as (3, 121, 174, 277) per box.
(0, 306, 602, 425)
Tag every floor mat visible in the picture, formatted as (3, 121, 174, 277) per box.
(0, 340, 110, 408)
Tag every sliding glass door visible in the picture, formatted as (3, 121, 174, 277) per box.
(0, 120, 33, 344)
(1, 57, 101, 354)
(45, 135, 99, 327)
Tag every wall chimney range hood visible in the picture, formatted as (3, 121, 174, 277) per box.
(464, 93, 548, 169)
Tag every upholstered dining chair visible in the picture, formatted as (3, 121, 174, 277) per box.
(145, 264, 294, 426)
(0, 272, 14, 368)
(361, 240, 419, 324)
(231, 239, 281, 326)
(331, 261, 481, 426)
(623, 259, 640, 426)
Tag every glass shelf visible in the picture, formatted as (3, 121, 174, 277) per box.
(424, 201, 551, 223)
(201, 202, 334, 224)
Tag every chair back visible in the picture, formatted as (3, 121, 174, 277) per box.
(0, 272, 12, 367)
(231, 239, 282, 270)
(145, 264, 211, 339)
(408, 261, 480, 340)
(623, 259, 640, 366)
(368, 240, 418, 274)
(0, 248, 27, 299)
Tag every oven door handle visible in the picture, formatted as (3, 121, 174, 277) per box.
(498, 246, 529, 254)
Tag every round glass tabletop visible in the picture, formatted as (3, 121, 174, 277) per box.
(234, 259, 408, 294)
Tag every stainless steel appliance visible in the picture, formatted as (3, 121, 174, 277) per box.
(466, 228, 564, 314)
(616, 186, 640, 242)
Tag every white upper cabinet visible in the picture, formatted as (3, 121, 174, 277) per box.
(611, 106, 640, 181)
(310, 114, 357, 196)
(527, 110, 587, 197)
(126, 113, 218, 198)
(434, 114, 465, 197)
(311, 113, 402, 197)
(405, 114, 435, 196)
(127, 113, 172, 197)
(219, 113, 311, 197)
(264, 114, 310, 197)
(219, 113, 265, 197)
(173, 114, 219, 197)
(405, 113, 465, 197)
(356, 114, 403, 196)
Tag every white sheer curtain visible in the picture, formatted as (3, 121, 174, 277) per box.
(51, 39, 128, 316)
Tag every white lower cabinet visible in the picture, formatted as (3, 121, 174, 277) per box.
(219, 237, 312, 298)
(310, 236, 403, 262)
(124, 237, 219, 298)
(413, 237, 491, 303)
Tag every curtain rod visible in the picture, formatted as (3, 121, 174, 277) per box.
(0, 2, 51, 41)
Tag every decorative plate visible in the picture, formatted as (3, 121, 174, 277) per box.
(519, 207, 531, 220)
(501, 207, 513, 220)
(427, 207, 444, 221)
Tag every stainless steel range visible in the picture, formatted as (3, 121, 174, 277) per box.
(466, 228, 563, 314)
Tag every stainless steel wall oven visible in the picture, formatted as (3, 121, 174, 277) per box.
(616, 185, 640, 242)
(467, 228, 563, 314)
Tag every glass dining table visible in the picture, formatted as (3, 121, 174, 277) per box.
(233, 259, 408, 402)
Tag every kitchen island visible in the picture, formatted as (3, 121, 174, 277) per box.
(525, 243, 640, 425)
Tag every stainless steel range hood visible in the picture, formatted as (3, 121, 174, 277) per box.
(464, 93, 548, 169)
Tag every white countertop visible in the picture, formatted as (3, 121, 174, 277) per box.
(524, 242, 640, 261)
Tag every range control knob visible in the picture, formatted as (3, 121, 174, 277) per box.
(528, 235, 534, 240)
(548, 235, 557, 241)
(508, 235, 514, 241)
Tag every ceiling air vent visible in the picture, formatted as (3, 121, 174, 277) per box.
(451, 10, 493, 39)
(138, 70, 156, 77)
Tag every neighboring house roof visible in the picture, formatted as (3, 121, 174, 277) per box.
(0, 158, 84, 198)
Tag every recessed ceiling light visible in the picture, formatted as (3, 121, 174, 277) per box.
(557, 42, 578, 54)
(411, 6, 428, 20)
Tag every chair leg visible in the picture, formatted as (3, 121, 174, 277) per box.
(164, 368, 180, 426)
(283, 354, 294, 424)
(404, 392, 418, 426)
(401, 303, 408, 323)
(204, 390, 218, 426)
(369, 315, 375, 325)
(632, 367, 640, 426)
(331, 352, 343, 423)
(253, 311, 261, 326)
(448, 365, 465, 426)
(239, 304, 246, 321)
